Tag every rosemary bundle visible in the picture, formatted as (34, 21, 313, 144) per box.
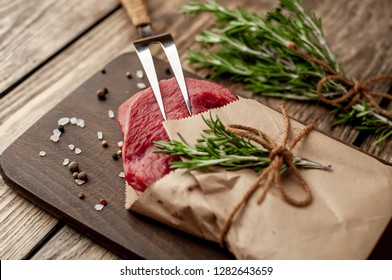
(180, 0, 392, 143)
(154, 113, 330, 173)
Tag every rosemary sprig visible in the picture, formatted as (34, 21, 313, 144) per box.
(154, 114, 331, 173)
(180, 0, 392, 142)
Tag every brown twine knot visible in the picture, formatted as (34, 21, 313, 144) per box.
(287, 42, 392, 119)
(219, 105, 315, 247)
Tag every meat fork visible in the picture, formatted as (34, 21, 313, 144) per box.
(120, 0, 192, 121)
(133, 34, 192, 121)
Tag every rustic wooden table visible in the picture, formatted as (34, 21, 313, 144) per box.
(0, 0, 391, 260)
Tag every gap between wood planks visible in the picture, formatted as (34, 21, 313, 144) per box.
(0, 4, 121, 99)
(22, 221, 66, 260)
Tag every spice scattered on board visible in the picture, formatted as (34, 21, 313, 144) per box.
(137, 82, 146, 89)
(97, 88, 108, 101)
(39, 151, 46, 157)
(75, 179, 86, 186)
(94, 199, 107, 211)
(68, 161, 79, 173)
(58, 117, 70, 126)
(136, 70, 144, 79)
(63, 158, 70, 166)
(97, 131, 103, 140)
(77, 171, 88, 181)
(108, 110, 115, 119)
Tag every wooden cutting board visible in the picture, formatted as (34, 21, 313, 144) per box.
(0, 52, 233, 259)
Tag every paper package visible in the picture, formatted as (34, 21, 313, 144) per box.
(126, 99, 392, 259)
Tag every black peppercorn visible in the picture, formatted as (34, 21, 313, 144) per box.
(57, 125, 65, 133)
(78, 171, 88, 181)
(97, 89, 106, 100)
(102, 140, 109, 148)
(112, 153, 119, 160)
(126, 72, 133, 79)
(68, 161, 79, 173)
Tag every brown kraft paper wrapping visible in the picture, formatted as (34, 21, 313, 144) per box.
(125, 99, 392, 259)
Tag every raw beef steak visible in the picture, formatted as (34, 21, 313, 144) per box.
(117, 77, 238, 192)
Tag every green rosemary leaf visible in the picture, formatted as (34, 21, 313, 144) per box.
(154, 115, 330, 174)
(181, 0, 391, 143)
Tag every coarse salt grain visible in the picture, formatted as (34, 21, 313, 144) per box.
(117, 141, 123, 147)
(136, 70, 144, 78)
(58, 117, 70, 126)
(70, 117, 77, 124)
(119, 172, 125, 178)
(50, 134, 60, 142)
(97, 131, 103, 140)
(75, 179, 85, 186)
(108, 110, 115, 119)
(39, 151, 46, 157)
(69, 144, 75, 150)
(137, 82, 146, 89)
(63, 158, 70, 166)
(75, 148, 82, 155)
(76, 118, 85, 128)
(53, 128, 62, 136)
(95, 204, 104, 211)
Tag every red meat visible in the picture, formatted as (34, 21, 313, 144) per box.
(117, 77, 238, 192)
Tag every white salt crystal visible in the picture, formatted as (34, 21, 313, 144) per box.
(75, 179, 85, 186)
(63, 158, 70, 166)
(117, 141, 123, 147)
(70, 117, 77, 124)
(95, 204, 104, 211)
(97, 131, 103, 140)
(75, 148, 82, 155)
(39, 151, 46, 157)
(137, 82, 146, 89)
(119, 172, 125, 178)
(50, 134, 60, 142)
(76, 118, 85, 128)
(53, 129, 62, 137)
(108, 110, 115, 119)
(136, 70, 144, 78)
(58, 117, 70, 126)
(68, 144, 75, 150)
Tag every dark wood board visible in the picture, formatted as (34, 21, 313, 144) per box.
(0, 52, 390, 259)
(0, 52, 233, 260)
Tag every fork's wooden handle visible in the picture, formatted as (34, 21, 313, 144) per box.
(120, 0, 151, 27)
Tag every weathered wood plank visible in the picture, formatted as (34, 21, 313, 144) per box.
(0, 0, 118, 94)
(0, 184, 58, 259)
(31, 227, 119, 260)
(0, 8, 134, 260)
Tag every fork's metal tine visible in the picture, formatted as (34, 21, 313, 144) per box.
(161, 34, 192, 117)
(133, 33, 192, 121)
(133, 42, 167, 121)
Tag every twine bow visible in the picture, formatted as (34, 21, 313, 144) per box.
(288, 42, 392, 118)
(219, 105, 315, 247)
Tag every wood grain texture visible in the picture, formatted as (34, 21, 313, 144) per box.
(0, 0, 391, 260)
(0, 9, 134, 260)
(31, 227, 119, 260)
(0, 0, 118, 94)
